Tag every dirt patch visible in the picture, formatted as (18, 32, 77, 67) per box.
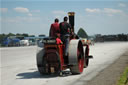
(84, 49, 128, 85)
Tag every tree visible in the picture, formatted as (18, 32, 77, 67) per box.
(22, 33, 29, 37)
(16, 33, 22, 37)
(38, 34, 45, 37)
(29, 35, 35, 37)
(7, 33, 15, 37)
(77, 28, 88, 38)
(0, 34, 6, 44)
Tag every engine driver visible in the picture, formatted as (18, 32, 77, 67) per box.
(59, 16, 72, 57)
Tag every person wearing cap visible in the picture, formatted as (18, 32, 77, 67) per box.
(59, 16, 71, 58)
(49, 18, 60, 38)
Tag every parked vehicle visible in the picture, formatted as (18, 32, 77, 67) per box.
(20, 40, 29, 46)
(3, 37, 20, 46)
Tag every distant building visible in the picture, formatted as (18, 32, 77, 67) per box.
(95, 34, 104, 42)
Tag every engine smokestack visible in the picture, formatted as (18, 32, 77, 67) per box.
(68, 12, 75, 32)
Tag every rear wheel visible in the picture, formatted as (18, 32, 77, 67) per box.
(69, 40, 84, 74)
(38, 56, 48, 75)
(37, 49, 48, 75)
(70, 54, 84, 74)
(46, 51, 61, 74)
(37, 51, 61, 75)
(84, 45, 89, 68)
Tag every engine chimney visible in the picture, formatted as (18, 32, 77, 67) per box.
(68, 12, 75, 32)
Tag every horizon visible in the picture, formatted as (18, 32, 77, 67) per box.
(0, 32, 128, 37)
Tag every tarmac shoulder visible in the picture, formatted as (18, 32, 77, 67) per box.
(85, 49, 128, 85)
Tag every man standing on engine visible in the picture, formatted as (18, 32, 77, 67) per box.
(49, 18, 60, 38)
(59, 16, 72, 57)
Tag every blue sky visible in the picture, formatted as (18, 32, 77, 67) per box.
(0, 0, 128, 36)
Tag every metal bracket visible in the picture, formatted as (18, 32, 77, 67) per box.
(86, 55, 93, 59)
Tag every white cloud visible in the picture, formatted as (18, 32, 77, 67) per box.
(103, 8, 123, 16)
(85, 8, 125, 16)
(0, 8, 8, 13)
(52, 10, 66, 15)
(104, 8, 123, 14)
(85, 8, 101, 13)
(119, 3, 126, 7)
(14, 7, 32, 16)
(14, 7, 29, 13)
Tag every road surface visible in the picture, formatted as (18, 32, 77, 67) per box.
(1, 42, 128, 85)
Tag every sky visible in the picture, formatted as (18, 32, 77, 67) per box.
(0, 0, 128, 36)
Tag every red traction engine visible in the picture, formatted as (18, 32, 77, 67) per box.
(36, 12, 93, 75)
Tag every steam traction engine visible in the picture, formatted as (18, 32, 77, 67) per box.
(36, 12, 93, 75)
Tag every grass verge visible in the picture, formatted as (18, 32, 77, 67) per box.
(117, 67, 128, 85)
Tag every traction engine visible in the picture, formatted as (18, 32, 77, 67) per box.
(36, 12, 93, 75)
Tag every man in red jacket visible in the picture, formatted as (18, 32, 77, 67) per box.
(49, 18, 60, 38)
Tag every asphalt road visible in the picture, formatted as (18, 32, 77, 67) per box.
(1, 42, 128, 85)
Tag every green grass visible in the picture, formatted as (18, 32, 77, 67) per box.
(117, 67, 128, 85)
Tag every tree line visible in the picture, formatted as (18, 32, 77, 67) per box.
(95, 34, 128, 42)
(76, 28, 128, 42)
(0, 29, 127, 46)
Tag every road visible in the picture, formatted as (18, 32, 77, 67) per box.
(1, 42, 128, 85)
